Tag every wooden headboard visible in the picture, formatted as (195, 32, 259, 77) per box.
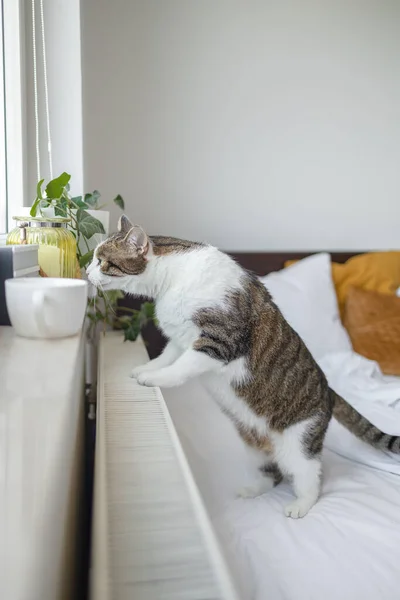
(120, 251, 363, 358)
(228, 251, 361, 276)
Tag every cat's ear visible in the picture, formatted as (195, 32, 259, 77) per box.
(118, 214, 133, 233)
(118, 215, 149, 255)
(126, 225, 149, 255)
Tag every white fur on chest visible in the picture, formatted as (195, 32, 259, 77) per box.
(156, 293, 200, 347)
(154, 246, 244, 347)
(201, 359, 268, 438)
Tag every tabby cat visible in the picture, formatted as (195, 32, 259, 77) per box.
(88, 215, 400, 518)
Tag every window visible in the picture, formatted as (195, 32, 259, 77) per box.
(0, 0, 7, 232)
(0, 0, 24, 233)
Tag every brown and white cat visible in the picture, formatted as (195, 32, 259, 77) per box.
(88, 215, 400, 518)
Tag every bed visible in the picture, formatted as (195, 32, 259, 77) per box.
(145, 251, 400, 600)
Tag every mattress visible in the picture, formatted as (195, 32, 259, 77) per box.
(163, 359, 400, 600)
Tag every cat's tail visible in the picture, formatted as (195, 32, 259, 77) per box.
(331, 390, 400, 453)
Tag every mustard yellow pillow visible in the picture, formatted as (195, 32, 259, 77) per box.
(343, 286, 400, 376)
(286, 252, 400, 321)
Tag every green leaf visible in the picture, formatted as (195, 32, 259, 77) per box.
(54, 197, 68, 217)
(115, 301, 155, 342)
(79, 249, 94, 268)
(142, 301, 156, 320)
(30, 197, 41, 217)
(84, 190, 101, 208)
(45, 172, 71, 199)
(115, 317, 131, 331)
(76, 209, 105, 239)
(54, 206, 67, 217)
(86, 308, 105, 323)
(118, 315, 132, 325)
(123, 318, 141, 342)
(71, 196, 89, 209)
(36, 178, 44, 201)
(104, 290, 124, 305)
(113, 194, 125, 210)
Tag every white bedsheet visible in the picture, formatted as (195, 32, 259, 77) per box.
(321, 351, 400, 475)
(163, 363, 400, 600)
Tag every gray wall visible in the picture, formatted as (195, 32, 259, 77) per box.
(81, 0, 400, 250)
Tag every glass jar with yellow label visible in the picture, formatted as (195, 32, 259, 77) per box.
(7, 217, 80, 278)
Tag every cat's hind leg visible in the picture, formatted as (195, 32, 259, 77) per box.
(259, 461, 284, 486)
(272, 419, 323, 519)
(237, 461, 283, 498)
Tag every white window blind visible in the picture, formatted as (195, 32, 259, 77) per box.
(0, 0, 24, 234)
(0, 0, 7, 233)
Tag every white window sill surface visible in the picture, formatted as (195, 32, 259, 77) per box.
(0, 327, 85, 600)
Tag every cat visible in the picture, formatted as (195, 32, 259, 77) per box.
(88, 215, 400, 518)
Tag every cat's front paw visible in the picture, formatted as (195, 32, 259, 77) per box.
(136, 369, 181, 388)
(136, 372, 160, 387)
(130, 365, 149, 379)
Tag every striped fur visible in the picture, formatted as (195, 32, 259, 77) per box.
(260, 462, 284, 486)
(151, 236, 204, 256)
(332, 391, 400, 453)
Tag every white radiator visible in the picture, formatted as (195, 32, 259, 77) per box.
(90, 332, 240, 600)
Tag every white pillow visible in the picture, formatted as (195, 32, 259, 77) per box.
(260, 253, 352, 360)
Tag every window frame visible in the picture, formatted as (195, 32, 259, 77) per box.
(1, 0, 25, 233)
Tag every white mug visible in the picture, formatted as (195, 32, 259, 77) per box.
(5, 278, 88, 339)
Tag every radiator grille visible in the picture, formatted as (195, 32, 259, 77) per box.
(90, 332, 239, 600)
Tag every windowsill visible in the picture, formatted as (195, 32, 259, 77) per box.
(0, 327, 85, 600)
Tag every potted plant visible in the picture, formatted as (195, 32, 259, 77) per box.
(29, 171, 112, 270)
(28, 171, 156, 343)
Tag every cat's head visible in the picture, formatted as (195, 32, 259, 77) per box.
(87, 215, 151, 292)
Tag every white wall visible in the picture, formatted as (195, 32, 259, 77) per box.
(24, 0, 83, 200)
(81, 0, 400, 251)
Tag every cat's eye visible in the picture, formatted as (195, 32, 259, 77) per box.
(107, 261, 120, 271)
(98, 257, 122, 275)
